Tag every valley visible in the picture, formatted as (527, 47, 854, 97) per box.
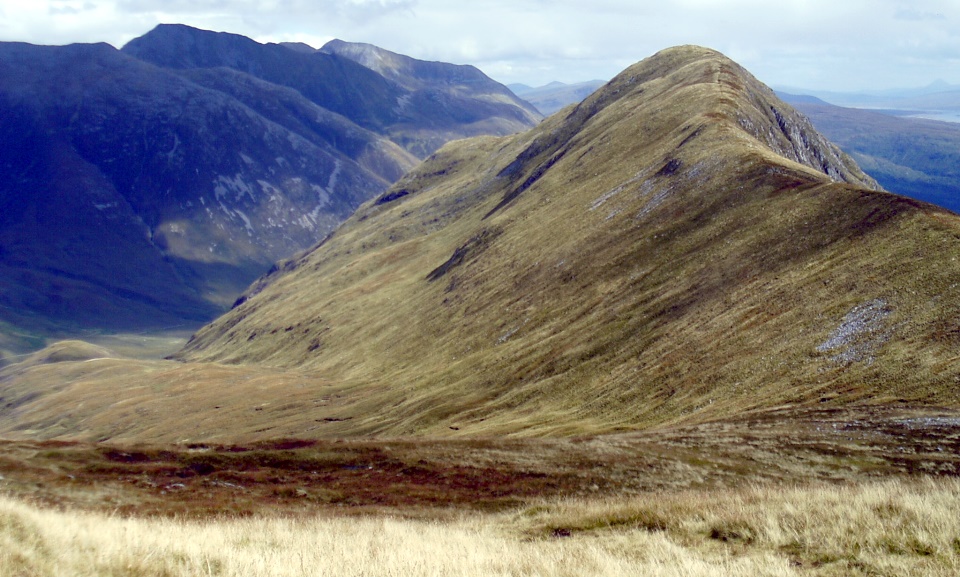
(780, 94, 960, 213)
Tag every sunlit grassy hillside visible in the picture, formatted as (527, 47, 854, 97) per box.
(170, 46, 960, 437)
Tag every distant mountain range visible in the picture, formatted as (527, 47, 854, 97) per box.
(778, 93, 960, 213)
(0, 25, 541, 343)
(775, 81, 960, 112)
(124, 27, 541, 158)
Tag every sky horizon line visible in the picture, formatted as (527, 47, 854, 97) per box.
(8, 23, 958, 97)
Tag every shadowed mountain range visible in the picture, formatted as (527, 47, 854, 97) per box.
(0, 25, 541, 342)
(124, 26, 542, 158)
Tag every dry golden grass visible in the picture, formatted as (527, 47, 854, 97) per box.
(517, 478, 960, 575)
(1, 479, 958, 576)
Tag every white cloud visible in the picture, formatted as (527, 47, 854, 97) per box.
(0, 0, 958, 90)
(895, 8, 947, 21)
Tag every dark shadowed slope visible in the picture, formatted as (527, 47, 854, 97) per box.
(121, 25, 404, 134)
(0, 41, 416, 333)
(1, 26, 542, 338)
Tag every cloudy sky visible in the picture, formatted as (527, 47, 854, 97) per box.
(1, 0, 958, 92)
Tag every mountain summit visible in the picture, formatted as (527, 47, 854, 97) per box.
(169, 46, 960, 437)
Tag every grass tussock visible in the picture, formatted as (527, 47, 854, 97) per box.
(2, 479, 959, 576)
(518, 478, 960, 575)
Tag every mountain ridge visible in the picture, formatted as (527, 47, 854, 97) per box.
(121, 24, 404, 133)
(124, 25, 543, 157)
(165, 46, 957, 438)
(0, 26, 540, 341)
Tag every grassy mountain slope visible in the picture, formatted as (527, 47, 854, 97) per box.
(173, 46, 960, 436)
(4, 46, 960, 442)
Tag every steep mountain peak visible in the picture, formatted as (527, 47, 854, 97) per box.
(278, 42, 318, 54)
(121, 24, 253, 69)
(572, 45, 880, 190)
(479, 45, 878, 220)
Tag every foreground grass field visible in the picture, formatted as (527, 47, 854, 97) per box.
(2, 479, 959, 576)
(0, 405, 957, 575)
